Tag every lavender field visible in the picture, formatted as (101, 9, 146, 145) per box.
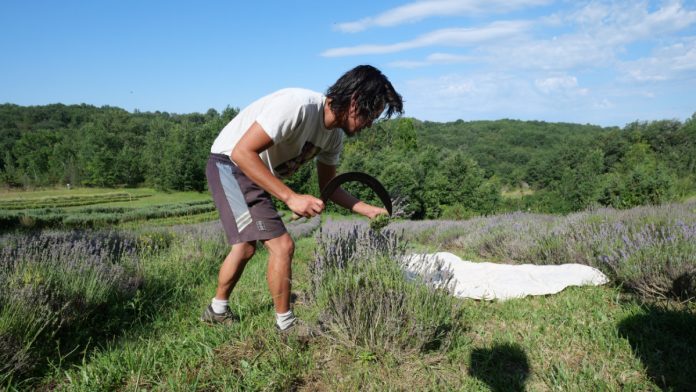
(1, 203, 695, 390)
(389, 201, 696, 301)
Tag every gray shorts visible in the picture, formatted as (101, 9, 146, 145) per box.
(206, 153, 287, 244)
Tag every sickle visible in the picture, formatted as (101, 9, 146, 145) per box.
(320, 172, 392, 216)
(291, 172, 392, 220)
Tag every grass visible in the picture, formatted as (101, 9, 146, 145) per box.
(1, 190, 694, 390)
(0, 187, 210, 209)
(36, 271, 677, 390)
(118, 210, 220, 229)
(391, 203, 696, 301)
(0, 227, 686, 391)
(83, 190, 210, 209)
(31, 236, 314, 391)
(501, 187, 535, 199)
(0, 187, 219, 232)
(1, 201, 217, 232)
(0, 187, 156, 200)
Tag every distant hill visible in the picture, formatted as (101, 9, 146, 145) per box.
(413, 118, 617, 183)
(1, 103, 693, 215)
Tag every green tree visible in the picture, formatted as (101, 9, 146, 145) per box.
(601, 143, 676, 208)
(0, 151, 21, 187)
(549, 148, 605, 212)
(12, 129, 63, 186)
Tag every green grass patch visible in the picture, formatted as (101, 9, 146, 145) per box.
(0, 201, 216, 231)
(0, 192, 151, 210)
(118, 210, 220, 229)
(501, 187, 535, 199)
(0, 187, 211, 210)
(80, 190, 210, 209)
(2, 212, 694, 390)
(0, 187, 154, 200)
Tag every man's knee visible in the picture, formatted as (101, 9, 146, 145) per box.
(232, 241, 257, 261)
(265, 234, 294, 257)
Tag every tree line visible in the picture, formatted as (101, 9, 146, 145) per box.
(0, 103, 236, 192)
(1, 103, 694, 217)
(409, 116, 695, 214)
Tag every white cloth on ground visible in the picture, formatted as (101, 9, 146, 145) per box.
(403, 252, 609, 301)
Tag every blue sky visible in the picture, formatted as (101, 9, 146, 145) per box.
(1, 0, 695, 127)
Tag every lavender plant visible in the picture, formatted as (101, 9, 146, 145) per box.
(285, 215, 321, 239)
(0, 230, 142, 380)
(170, 215, 320, 242)
(388, 201, 696, 301)
(310, 218, 407, 295)
(0, 200, 216, 231)
(310, 219, 464, 354)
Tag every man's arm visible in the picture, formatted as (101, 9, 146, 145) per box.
(317, 161, 387, 219)
(232, 121, 324, 218)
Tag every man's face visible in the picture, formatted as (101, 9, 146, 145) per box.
(342, 99, 384, 137)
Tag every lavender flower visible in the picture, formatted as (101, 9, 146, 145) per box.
(0, 229, 143, 379)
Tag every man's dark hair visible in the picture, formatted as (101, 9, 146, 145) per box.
(326, 65, 404, 121)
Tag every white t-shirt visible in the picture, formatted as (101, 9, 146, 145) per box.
(210, 88, 344, 178)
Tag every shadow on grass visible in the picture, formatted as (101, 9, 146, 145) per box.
(618, 305, 696, 392)
(470, 342, 529, 392)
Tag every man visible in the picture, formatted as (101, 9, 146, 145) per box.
(202, 65, 403, 333)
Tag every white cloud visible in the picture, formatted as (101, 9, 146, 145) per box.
(428, 52, 475, 63)
(401, 72, 628, 123)
(562, 1, 696, 36)
(326, 1, 696, 70)
(490, 35, 616, 70)
(610, 2, 696, 44)
(535, 75, 587, 95)
(566, 1, 696, 46)
(322, 21, 529, 57)
(400, 70, 681, 125)
(335, 0, 551, 33)
(325, 1, 696, 125)
(388, 60, 432, 69)
(389, 52, 475, 68)
(622, 38, 696, 81)
(402, 73, 545, 119)
(481, 1, 696, 70)
(568, 1, 611, 27)
(593, 99, 615, 109)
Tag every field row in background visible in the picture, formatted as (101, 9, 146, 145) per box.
(0, 187, 220, 230)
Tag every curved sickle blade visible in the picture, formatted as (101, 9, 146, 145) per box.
(320, 172, 392, 216)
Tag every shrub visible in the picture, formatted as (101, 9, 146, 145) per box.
(439, 203, 477, 220)
(137, 230, 175, 254)
(0, 230, 142, 381)
(285, 215, 321, 239)
(601, 143, 677, 209)
(597, 220, 696, 300)
(310, 223, 465, 354)
(389, 202, 696, 302)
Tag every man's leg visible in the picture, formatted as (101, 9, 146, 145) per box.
(215, 241, 256, 300)
(264, 233, 314, 336)
(202, 241, 256, 324)
(263, 233, 295, 313)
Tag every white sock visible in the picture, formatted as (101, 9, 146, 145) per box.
(211, 298, 229, 314)
(276, 310, 295, 330)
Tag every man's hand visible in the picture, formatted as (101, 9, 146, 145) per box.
(316, 163, 389, 219)
(287, 193, 325, 218)
(352, 202, 388, 219)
